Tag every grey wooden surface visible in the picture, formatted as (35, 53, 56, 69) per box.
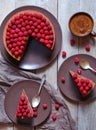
(0, 0, 96, 130)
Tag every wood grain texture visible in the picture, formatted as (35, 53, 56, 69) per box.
(78, 0, 96, 130)
(1, 0, 96, 130)
(35, 0, 58, 89)
(0, 1, 15, 129)
(58, 0, 79, 123)
(0, 0, 15, 24)
(14, 124, 34, 130)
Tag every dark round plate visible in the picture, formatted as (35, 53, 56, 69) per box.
(4, 80, 51, 126)
(0, 6, 62, 70)
(57, 54, 96, 103)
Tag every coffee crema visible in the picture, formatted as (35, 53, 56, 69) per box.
(69, 13, 93, 37)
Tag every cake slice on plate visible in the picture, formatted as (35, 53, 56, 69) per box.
(69, 70, 95, 97)
(16, 89, 33, 124)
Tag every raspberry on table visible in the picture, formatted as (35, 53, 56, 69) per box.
(62, 51, 67, 58)
(70, 39, 75, 46)
(55, 103, 60, 110)
(52, 114, 57, 121)
(85, 45, 90, 51)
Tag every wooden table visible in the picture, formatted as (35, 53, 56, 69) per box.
(0, 0, 96, 130)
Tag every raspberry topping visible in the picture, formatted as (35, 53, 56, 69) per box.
(70, 71, 95, 97)
(5, 11, 55, 61)
(16, 89, 33, 119)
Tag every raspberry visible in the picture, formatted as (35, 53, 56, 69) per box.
(80, 87, 83, 91)
(20, 96, 25, 101)
(83, 90, 87, 95)
(46, 44, 51, 49)
(62, 51, 66, 58)
(83, 83, 86, 87)
(33, 111, 38, 117)
(52, 114, 57, 121)
(74, 57, 79, 64)
(85, 45, 90, 51)
(86, 79, 90, 84)
(21, 108, 25, 113)
(14, 51, 19, 57)
(75, 79, 79, 84)
(24, 101, 27, 105)
(19, 101, 23, 106)
(8, 44, 12, 50)
(18, 50, 22, 55)
(85, 86, 89, 91)
(33, 107, 38, 112)
(27, 113, 32, 118)
(77, 82, 82, 88)
(80, 79, 85, 84)
(77, 69, 82, 75)
(70, 39, 75, 46)
(26, 108, 30, 113)
(23, 112, 27, 117)
(61, 77, 65, 83)
(43, 103, 48, 109)
(55, 103, 60, 110)
(73, 73, 78, 79)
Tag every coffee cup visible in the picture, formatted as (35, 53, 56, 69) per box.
(69, 12, 96, 37)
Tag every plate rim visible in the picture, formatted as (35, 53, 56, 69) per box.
(0, 5, 62, 70)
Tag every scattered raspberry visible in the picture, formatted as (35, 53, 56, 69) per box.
(33, 107, 38, 112)
(74, 57, 79, 64)
(70, 39, 75, 46)
(43, 103, 48, 109)
(52, 114, 57, 121)
(61, 77, 65, 83)
(33, 111, 38, 117)
(85, 45, 90, 51)
(62, 51, 66, 58)
(77, 69, 82, 75)
(55, 103, 60, 110)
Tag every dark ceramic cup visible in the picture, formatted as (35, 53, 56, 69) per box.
(69, 12, 96, 37)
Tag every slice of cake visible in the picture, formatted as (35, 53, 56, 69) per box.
(69, 70, 95, 97)
(4, 10, 55, 61)
(16, 89, 33, 124)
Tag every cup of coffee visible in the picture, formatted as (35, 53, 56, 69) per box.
(69, 12, 96, 37)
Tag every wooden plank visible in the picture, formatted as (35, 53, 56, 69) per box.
(0, 1, 15, 130)
(0, 124, 13, 130)
(14, 124, 34, 130)
(34, 0, 58, 89)
(0, 0, 15, 24)
(78, 0, 96, 130)
(15, 0, 58, 89)
(58, 0, 80, 124)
